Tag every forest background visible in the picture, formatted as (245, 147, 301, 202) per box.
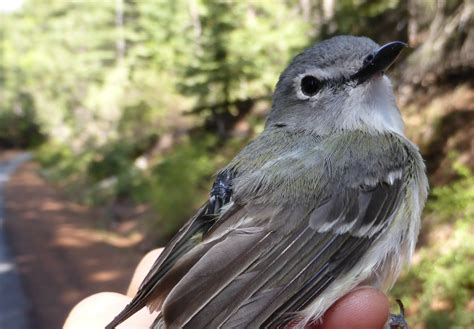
(1, 1, 473, 328)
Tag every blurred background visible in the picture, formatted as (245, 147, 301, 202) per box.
(0, 0, 472, 328)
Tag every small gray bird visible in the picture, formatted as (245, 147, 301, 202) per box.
(107, 35, 428, 329)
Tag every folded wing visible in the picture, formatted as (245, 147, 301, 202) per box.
(160, 174, 405, 328)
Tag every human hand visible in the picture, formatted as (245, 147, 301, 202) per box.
(64, 249, 389, 329)
(310, 287, 389, 329)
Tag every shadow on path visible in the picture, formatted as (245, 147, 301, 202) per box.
(3, 156, 143, 329)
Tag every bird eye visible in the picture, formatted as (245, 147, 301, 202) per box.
(300, 75, 321, 96)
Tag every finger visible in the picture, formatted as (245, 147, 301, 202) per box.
(312, 287, 390, 329)
(64, 292, 158, 328)
(127, 248, 164, 297)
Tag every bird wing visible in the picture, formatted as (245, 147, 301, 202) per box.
(160, 170, 406, 328)
(106, 171, 238, 329)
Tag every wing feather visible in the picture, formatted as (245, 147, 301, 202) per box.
(105, 205, 213, 328)
(106, 170, 239, 329)
(169, 176, 405, 328)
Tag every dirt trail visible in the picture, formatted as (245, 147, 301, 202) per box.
(3, 157, 144, 329)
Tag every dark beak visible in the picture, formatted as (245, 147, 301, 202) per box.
(351, 41, 407, 85)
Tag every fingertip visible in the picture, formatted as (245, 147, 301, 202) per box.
(127, 248, 164, 297)
(314, 287, 390, 329)
(64, 292, 158, 328)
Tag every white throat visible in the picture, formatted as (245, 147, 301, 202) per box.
(339, 75, 404, 135)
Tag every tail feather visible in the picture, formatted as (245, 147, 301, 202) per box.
(151, 313, 166, 329)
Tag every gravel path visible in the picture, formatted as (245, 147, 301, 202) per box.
(2, 153, 143, 329)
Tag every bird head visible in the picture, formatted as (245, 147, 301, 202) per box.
(267, 36, 407, 135)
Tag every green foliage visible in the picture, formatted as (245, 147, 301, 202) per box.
(322, 0, 407, 44)
(179, 1, 309, 133)
(428, 161, 474, 223)
(35, 142, 93, 185)
(2, 0, 309, 219)
(0, 102, 45, 148)
(87, 134, 157, 182)
(133, 136, 220, 238)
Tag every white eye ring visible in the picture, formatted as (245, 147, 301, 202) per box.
(294, 75, 320, 100)
(293, 69, 328, 100)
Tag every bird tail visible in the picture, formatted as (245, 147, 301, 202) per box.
(151, 313, 166, 329)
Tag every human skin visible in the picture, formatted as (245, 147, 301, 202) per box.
(64, 249, 390, 329)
